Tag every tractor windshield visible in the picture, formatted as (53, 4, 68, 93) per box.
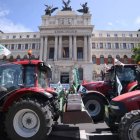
(116, 67, 136, 83)
(104, 66, 136, 84)
(0, 64, 23, 91)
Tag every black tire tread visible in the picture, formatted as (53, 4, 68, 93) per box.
(118, 110, 140, 140)
(5, 98, 53, 140)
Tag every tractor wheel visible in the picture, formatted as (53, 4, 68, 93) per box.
(83, 95, 105, 122)
(5, 98, 53, 140)
(104, 116, 118, 131)
(119, 110, 140, 140)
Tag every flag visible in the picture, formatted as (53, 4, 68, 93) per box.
(78, 85, 87, 94)
(104, 63, 110, 72)
(56, 81, 63, 93)
(114, 58, 124, 66)
(116, 75, 122, 95)
(72, 67, 80, 89)
(0, 44, 11, 56)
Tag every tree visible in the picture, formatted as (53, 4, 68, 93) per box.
(132, 44, 140, 63)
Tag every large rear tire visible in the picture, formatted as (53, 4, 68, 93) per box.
(5, 98, 53, 140)
(83, 95, 105, 122)
(119, 110, 140, 140)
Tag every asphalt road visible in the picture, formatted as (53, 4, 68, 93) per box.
(0, 121, 119, 140)
(48, 121, 119, 140)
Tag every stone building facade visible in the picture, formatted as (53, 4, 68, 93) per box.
(0, 10, 140, 83)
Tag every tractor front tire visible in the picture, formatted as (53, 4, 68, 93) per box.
(83, 95, 105, 122)
(5, 98, 53, 140)
(119, 110, 140, 140)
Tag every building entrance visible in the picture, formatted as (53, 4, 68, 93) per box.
(60, 72, 69, 84)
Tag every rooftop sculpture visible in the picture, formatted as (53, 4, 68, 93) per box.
(77, 2, 89, 14)
(45, 5, 58, 16)
(61, 0, 72, 11)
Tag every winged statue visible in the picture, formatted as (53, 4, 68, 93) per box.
(45, 5, 58, 16)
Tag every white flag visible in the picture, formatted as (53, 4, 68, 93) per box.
(56, 81, 63, 93)
(78, 85, 87, 94)
(0, 44, 11, 56)
(114, 58, 124, 66)
(116, 75, 122, 95)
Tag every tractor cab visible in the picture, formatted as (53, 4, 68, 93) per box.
(104, 64, 138, 94)
(0, 60, 54, 100)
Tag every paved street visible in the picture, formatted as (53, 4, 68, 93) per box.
(48, 121, 119, 140)
(0, 121, 119, 140)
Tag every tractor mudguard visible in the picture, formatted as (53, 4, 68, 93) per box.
(82, 90, 109, 105)
(2, 88, 53, 112)
(125, 81, 138, 92)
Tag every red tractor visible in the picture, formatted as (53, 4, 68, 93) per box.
(0, 60, 59, 140)
(0, 58, 92, 140)
(105, 88, 140, 140)
(82, 64, 139, 122)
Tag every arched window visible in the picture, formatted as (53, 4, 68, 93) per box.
(3, 55, 7, 60)
(100, 55, 104, 64)
(92, 55, 96, 64)
(31, 55, 35, 60)
(116, 55, 120, 60)
(124, 55, 128, 64)
(108, 55, 112, 64)
(23, 55, 28, 60)
(16, 55, 20, 61)
(9, 55, 14, 62)
(78, 68, 83, 80)
(17, 55, 20, 59)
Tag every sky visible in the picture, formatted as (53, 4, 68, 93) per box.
(0, 0, 140, 33)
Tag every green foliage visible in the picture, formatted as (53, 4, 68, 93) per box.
(132, 44, 140, 63)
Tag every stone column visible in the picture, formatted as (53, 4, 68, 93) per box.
(43, 36, 48, 61)
(58, 36, 62, 59)
(88, 36, 92, 62)
(84, 36, 88, 61)
(69, 36, 72, 59)
(39, 37, 44, 60)
(73, 36, 77, 60)
(54, 36, 58, 61)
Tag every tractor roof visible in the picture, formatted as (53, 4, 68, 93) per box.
(107, 64, 137, 71)
(13, 60, 43, 65)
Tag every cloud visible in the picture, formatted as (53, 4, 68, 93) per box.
(107, 22, 113, 26)
(0, 9, 32, 33)
(0, 9, 9, 17)
(135, 17, 140, 25)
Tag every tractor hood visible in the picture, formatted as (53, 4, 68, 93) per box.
(112, 90, 140, 102)
(82, 81, 112, 95)
(82, 81, 104, 90)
